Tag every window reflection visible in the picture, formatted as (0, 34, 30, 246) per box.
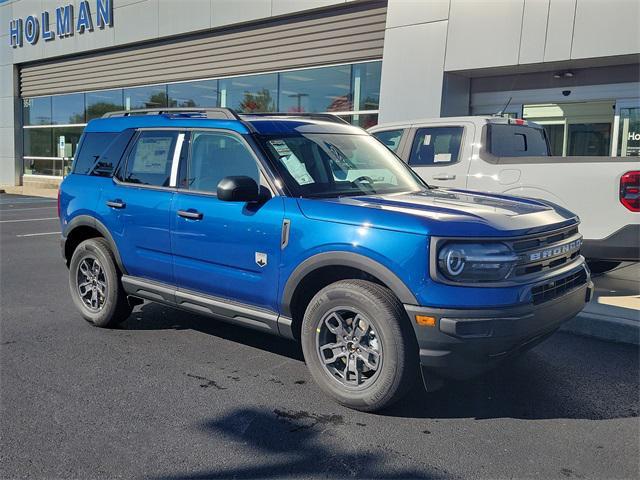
(124, 85, 168, 110)
(168, 80, 218, 107)
(52, 93, 85, 124)
(219, 74, 277, 112)
(86, 89, 124, 120)
(279, 65, 352, 113)
(353, 62, 381, 111)
(24, 128, 53, 157)
(23, 97, 52, 126)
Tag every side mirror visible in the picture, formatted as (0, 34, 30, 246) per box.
(217, 176, 260, 202)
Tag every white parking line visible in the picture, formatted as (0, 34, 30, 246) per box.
(0, 206, 58, 212)
(16, 231, 60, 238)
(0, 217, 58, 223)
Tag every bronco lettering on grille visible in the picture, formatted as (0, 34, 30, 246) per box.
(528, 239, 582, 262)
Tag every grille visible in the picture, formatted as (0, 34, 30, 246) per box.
(508, 225, 582, 279)
(531, 269, 587, 305)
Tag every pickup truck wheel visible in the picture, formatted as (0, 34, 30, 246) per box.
(301, 279, 417, 412)
(587, 260, 621, 275)
(69, 238, 132, 328)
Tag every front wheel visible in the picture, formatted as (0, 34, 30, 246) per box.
(68, 238, 132, 328)
(301, 279, 418, 412)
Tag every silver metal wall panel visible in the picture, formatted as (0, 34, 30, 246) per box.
(20, 1, 387, 97)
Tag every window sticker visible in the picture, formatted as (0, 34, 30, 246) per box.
(422, 134, 432, 145)
(270, 140, 315, 185)
(132, 137, 172, 173)
(434, 153, 452, 163)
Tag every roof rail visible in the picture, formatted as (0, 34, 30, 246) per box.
(240, 112, 351, 125)
(102, 107, 242, 120)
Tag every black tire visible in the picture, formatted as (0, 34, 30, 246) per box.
(587, 260, 621, 275)
(68, 237, 132, 328)
(301, 279, 418, 412)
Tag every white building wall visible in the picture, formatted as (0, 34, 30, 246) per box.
(379, 0, 640, 124)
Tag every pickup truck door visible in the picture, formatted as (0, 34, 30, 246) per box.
(402, 123, 474, 189)
(170, 130, 284, 313)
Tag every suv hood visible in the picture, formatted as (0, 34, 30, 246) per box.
(297, 188, 578, 237)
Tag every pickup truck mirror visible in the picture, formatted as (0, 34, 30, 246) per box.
(217, 176, 260, 203)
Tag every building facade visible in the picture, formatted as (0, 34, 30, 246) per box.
(1, 0, 638, 187)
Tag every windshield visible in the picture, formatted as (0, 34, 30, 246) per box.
(258, 133, 428, 198)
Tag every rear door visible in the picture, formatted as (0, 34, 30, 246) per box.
(405, 123, 474, 189)
(98, 129, 184, 285)
(171, 129, 284, 312)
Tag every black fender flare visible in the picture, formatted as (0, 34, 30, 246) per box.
(62, 215, 127, 274)
(280, 251, 418, 317)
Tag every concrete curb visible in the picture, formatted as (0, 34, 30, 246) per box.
(560, 311, 640, 346)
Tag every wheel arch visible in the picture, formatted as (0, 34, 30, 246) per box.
(63, 215, 127, 274)
(280, 252, 417, 339)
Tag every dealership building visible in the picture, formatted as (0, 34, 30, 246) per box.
(0, 0, 638, 189)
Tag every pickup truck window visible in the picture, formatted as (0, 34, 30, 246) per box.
(260, 133, 426, 198)
(488, 124, 550, 157)
(183, 131, 259, 193)
(409, 127, 463, 166)
(121, 131, 178, 187)
(372, 129, 404, 152)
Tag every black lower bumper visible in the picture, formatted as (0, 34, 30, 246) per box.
(582, 224, 640, 261)
(405, 280, 593, 380)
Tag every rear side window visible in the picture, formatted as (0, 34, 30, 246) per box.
(72, 132, 118, 174)
(488, 124, 550, 157)
(121, 131, 178, 187)
(409, 126, 463, 166)
(372, 129, 404, 152)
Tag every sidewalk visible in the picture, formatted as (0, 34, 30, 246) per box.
(561, 262, 640, 345)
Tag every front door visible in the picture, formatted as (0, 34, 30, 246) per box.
(171, 130, 284, 312)
(405, 124, 473, 189)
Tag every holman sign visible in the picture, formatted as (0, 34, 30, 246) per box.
(9, 0, 113, 48)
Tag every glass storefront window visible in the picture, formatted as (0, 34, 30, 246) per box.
(219, 74, 277, 113)
(353, 61, 382, 111)
(86, 89, 124, 120)
(24, 128, 53, 157)
(52, 93, 85, 124)
(23, 157, 56, 176)
(279, 65, 352, 113)
(617, 107, 640, 156)
(567, 123, 611, 156)
(124, 85, 168, 110)
(168, 80, 219, 108)
(23, 97, 52, 125)
(338, 113, 378, 129)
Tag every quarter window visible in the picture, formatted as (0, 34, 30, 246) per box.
(409, 127, 463, 166)
(122, 131, 178, 187)
(183, 132, 259, 193)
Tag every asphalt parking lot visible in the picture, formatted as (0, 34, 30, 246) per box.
(1, 193, 639, 480)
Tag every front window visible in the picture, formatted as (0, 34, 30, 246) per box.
(259, 133, 427, 198)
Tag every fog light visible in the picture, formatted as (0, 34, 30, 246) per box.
(416, 315, 437, 327)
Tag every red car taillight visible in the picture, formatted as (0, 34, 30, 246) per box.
(57, 188, 61, 218)
(620, 171, 640, 212)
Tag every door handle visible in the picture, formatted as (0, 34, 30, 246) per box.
(106, 199, 126, 209)
(432, 174, 456, 181)
(177, 209, 203, 220)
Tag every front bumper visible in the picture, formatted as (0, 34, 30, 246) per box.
(405, 273, 593, 380)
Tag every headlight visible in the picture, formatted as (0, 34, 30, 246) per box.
(437, 242, 518, 283)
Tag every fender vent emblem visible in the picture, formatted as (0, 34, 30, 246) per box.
(255, 252, 267, 267)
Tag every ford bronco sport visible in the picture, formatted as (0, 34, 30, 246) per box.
(59, 108, 593, 412)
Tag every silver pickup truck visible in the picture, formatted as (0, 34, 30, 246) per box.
(369, 116, 639, 273)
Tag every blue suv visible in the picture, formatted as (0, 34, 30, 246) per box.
(59, 108, 592, 411)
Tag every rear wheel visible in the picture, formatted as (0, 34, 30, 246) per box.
(69, 238, 132, 328)
(301, 279, 417, 412)
(587, 260, 621, 275)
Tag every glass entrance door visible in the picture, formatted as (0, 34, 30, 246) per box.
(613, 100, 640, 157)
